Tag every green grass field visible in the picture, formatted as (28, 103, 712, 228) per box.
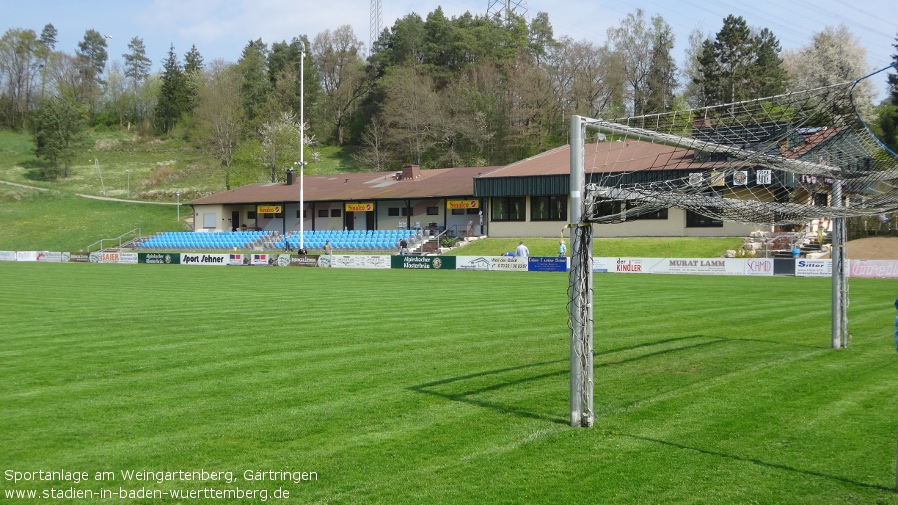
(2, 263, 897, 504)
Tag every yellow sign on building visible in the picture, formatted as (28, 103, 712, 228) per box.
(257, 205, 283, 214)
(346, 203, 374, 212)
(447, 199, 479, 209)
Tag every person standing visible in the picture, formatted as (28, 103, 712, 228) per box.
(558, 239, 567, 258)
(399, 237, 409, 255)
(324, 240, 332, 255)
(515, 241, 529, 258)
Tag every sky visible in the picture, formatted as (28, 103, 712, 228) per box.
(3, 0, 897, 101)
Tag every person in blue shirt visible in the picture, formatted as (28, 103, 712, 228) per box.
(558, 239, 567, 258)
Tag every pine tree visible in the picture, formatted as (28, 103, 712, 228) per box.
(155, 44, 187, 134)
(31, 96, 86, 179)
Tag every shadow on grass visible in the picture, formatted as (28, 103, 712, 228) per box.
(409, 359, 570, 425)
(409, 335, 816, 426)
(619, 432, 893, 493)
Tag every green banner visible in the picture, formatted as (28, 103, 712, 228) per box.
(138, 252, 181, 265)
(390, 255, 456, 270)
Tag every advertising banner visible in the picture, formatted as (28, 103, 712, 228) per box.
(278, 254, 321, 267)
(456, 256, 527, 271)
(228, 254, 248, 266)
(68, 252, 90, 263)
(139, 253, 180, 265)
(652, 258, 744, 275)
(250, 254, 275, 266)
(257, 205, 282, 214)
(743, 258, 774, 276)
(795, 259, 831, 277)
(331, 255, 391, 269)
(36, 252, 63, 263)
(0, 251, 16, 261)
(594, 257, 753, 276)
(95, 251, 121, 264)
(345, 203, 375, 212)
(849, 260, 898, 278)
(528, 257, 568, 272)
(181, 253, 229, 266)
(118, 252, 138, 264)
(390, 255, 456, 270)
(608, 258, 646, 274)
(16, 251, 38, 262)
(447, 199, 479, 210)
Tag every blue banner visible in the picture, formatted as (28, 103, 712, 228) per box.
(528, 257, 568, 272)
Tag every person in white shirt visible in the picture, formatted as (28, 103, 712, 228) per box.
(515, 241, 529, 258)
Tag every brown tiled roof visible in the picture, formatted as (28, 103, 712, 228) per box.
(478, 140, 704, 178)
(188, 166, 497, 205)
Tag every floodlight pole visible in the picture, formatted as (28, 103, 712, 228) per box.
(569, 115, 594, 427)
(831, 181, 848, 348)
(298, 41, 305, 250)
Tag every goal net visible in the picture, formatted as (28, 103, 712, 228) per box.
(567, 65, 898, 427)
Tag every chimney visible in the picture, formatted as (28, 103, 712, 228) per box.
(400, 164, 421, 180)
(286, 169, 295, 185)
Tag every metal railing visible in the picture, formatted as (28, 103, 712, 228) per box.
(85, 227, 142, 252)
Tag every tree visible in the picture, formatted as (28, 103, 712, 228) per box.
(183, 44, 205, 114)
(123, 37, 151, 96)
(606, 9, 654, 115)
(75, 29, 108, 112)
(155, 44, 187, 134)
(377, 66, 439, 165)
(255, 111, 300, 182)
(37, 24, 57, 101)
(644, 15, 677, 114)
(30, 96, 86, 179)
(890, 31, 898, 106)
(694, 16, 786, 105)
(0, 28, 46, 129)
(782, 24, 876, 120)
(195, 60, 244, 189)
(237, 39, 271, 127)
(123, 36, 152, 121)
(312, 25, 368, 145)
(77, 29, 108, 81)
(878, 31, 898, 151)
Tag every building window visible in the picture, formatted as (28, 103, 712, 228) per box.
(426, 206, 439, 215)
(296, 209, 309, 219)
(629, 205, 669, 220)
(813, 193, 828, 206)
(467, 208, 479, 215)
(594, 200, 622, 217)
(331, 209, 342, 217)
(531, 195, 568, 221)
(491, 197, 526, 221)
(247, 211, 257, 220)
(318, 209, 329, 218)
(402, 207, 411, 216)
(388, 207, 400, 216)
(451, 209, 464, 215)
(686, 209, 723, 227)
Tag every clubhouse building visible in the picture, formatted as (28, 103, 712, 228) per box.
(189, 127, 851, 238)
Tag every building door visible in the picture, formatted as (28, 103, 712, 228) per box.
(231, 210, 240, 231)
(366, 211, 375, 231)
(344, 211, 354, 230)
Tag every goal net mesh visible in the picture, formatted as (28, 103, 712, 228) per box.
(579, 75, 898, 226)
